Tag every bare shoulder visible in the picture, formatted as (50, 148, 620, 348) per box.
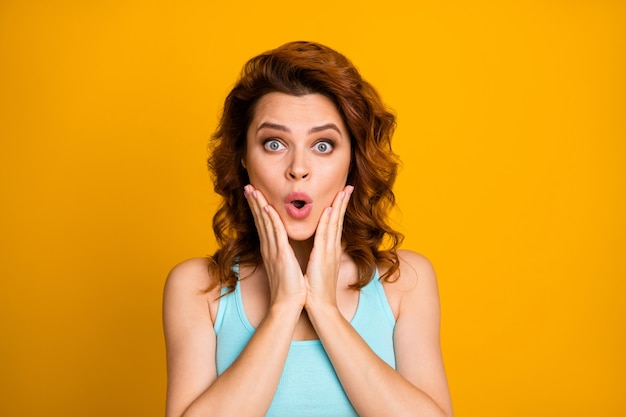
(163, 257, 221, 324)
(165, 257, 214, 292)
(384, 249, 437, 291)
(382, 249, 440, 318)
(398, 249, 437, 286)
(391, 251, 452, 415)
(163, 258, 220, 417)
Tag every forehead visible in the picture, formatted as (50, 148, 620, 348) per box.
(249, 92, 348, 133)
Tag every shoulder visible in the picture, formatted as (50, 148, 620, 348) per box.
(380, 249, 440, 319)
(387, 251, 453, 415)
(397, 249, 437, 291)
(163, 259, 220, 415)
(165, 257, 213, 287)
(163, 257, 221, 324)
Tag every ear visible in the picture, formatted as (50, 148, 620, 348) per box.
(241, 158, 247, 169)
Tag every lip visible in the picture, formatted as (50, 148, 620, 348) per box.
(284, 192, 313, 220)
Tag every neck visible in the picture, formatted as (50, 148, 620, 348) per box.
(289, 238, 314, 273)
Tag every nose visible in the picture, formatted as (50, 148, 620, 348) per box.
(287, 150, 309, 180)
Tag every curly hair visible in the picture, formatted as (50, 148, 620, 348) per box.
(207, 41, 403, 293)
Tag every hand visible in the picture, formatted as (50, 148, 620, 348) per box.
(244, 185, 307, 310)
(304, 185, 354, 311)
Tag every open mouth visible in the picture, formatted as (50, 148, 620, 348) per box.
(284, 192, 313, 219)
(292, 200, 306, 209)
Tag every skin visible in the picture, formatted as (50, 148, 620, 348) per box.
(163, 93, 453, 416)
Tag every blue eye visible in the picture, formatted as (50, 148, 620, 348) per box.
(264, 139, 285, 152)
(314, 141, 333, 154)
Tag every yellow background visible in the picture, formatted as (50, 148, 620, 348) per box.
(1, 1, 624, 415)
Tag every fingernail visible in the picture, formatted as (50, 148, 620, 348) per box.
(347, 185, 354, 195)
(341, 191, 346, 200)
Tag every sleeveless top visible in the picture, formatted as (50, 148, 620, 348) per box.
(213, 267, 396, 416)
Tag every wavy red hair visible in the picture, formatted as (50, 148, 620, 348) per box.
(207, 41, 403, 293)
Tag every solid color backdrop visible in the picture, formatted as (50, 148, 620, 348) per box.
(1, 1, 624, 415)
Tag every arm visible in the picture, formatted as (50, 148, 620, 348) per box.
(163, 186, 307, 417)
(163, 259, 302, 417)
(392, 251, 453, 416)
(303, 187, 452, 416)
(307, 251, 452, 416)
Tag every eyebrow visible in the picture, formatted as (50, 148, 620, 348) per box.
(256, 122, 342, 136)
(309, 123, 342, 135)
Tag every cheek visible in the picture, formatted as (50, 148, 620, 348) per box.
(320, 167, 350, 197)
(246, 162, 280, 194)
(244, 154, 268, 183)
(332, 155, 352, 184)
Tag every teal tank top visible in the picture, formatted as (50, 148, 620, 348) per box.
(213, 268, 396, 416)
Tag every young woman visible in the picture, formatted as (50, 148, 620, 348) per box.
(163, 41, 453, 417)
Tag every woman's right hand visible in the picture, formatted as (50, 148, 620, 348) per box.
(244, 184, 307, 310)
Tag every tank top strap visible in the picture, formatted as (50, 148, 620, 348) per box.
(213, 263, 254, 335)
(349, 268, 397, 369)
(351, 268, 396, 328)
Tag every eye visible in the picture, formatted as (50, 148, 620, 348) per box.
(314, 140, 334, 154)
(263, 139, 285, 152)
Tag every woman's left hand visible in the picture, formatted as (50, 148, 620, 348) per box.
(304, 185, 354, 311)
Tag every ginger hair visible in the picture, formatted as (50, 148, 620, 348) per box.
(207, 41, 403, 293)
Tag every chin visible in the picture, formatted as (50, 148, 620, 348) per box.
(286, 232, 315, 243)
(284, 225, 316, 242)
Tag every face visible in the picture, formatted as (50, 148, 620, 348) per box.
(244, 92, 352, 242)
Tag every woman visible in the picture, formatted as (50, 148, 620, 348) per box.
(163, 41, 453, 417)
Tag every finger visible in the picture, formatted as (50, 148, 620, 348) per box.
(251, 186, 282, 254)
(324, 192, 342, 249)
(325, 185, 353, 249)
(245, 185, 275, 256)
(334, 185, 354, 246)
(312, 206, 333, 252)
(263, 202, 290, 251)
(244, 184, 263, 237)
(246, 185, 292, 261)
